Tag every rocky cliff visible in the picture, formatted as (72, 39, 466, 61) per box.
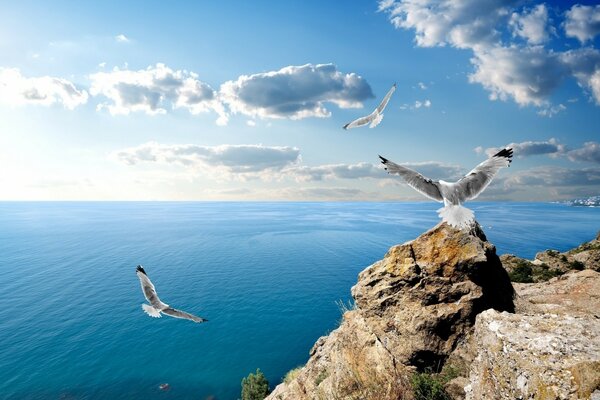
(266, 224, 600, 400)
(267, 222, 514, 400)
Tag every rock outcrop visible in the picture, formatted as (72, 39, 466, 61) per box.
(266, 225, 600, 400)
(466, 309, 600, 400)
(267, 222, 514, 400)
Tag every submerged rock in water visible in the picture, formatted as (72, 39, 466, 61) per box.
(267, 222, 514, 400)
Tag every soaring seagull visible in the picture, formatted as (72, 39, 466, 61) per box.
(379, 148, 513, 228)
(136, 265, 207, 323)
(343, 83, 396, 130)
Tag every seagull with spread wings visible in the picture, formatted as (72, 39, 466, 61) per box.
(379, 148, 513, 229)
(136, 265, 207, 323)
(343, 83, 396, 130)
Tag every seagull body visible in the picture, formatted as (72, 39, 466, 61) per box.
(136, 265, 207, 323)
(379, 148, 513, 228)
(343, 83, 396, 130)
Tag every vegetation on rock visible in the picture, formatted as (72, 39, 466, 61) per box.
(283, 367, 303, 384)
(241, 369, 270, 400)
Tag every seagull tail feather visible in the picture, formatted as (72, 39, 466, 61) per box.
(437, 205, 475, 230)
(142, 304, 162, 318)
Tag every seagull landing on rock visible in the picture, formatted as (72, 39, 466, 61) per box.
(379, 148, 513, 229)
(136, 265, 207, 323)
(343, 83, 396, 130)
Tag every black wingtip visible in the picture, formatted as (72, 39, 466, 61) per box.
(342, 123, 349, 130)
(379, 155, 388, 163)
(392, 82, 397, 88)
(136, 265, 146, 275)
(494, 147, 513, 163)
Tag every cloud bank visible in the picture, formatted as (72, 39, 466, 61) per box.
(379, 1, 600, 108)
(0, 68, 88, 109)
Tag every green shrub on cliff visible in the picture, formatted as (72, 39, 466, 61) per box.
(508, 262, 534, 283)
(411, 371, 451, 400)
(569, 260, 585, 270)
(241, 368, 270, 400)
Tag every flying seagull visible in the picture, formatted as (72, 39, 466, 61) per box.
(136, 265, 207, 323)
(379, 148, 513, 228)
(343, 83, 396, 130)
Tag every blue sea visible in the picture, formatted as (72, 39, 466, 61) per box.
(1, 202, 599, 400)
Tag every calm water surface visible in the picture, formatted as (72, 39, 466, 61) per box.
(1, 202, 598, 399)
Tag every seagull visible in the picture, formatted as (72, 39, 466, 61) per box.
(379, 148, 513, 229)
(136, 265, 207, 323)
(343, 83, 396, 130)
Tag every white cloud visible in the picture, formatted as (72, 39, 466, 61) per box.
(509, 4, 551, 45)
(561, 48, 600, 104)
(115, 34, 130, 43)
(379, 1, 600, 110)
(480, 138, 565, 158)
(418, 82, 427, 90)
(537, 103, 566, 117)
(89, 63, 228, 124)
(378, 0, 517, 49)
(505, 166, 600, 187)
(219, 63, 374, 120)
(400, 99, 432, 110)
(414, 99, 431, 108)
(112, 142, 301, 180)
(0, 67, 88, 109)
(567, 141, 600, 164)
(289, 162, 384, 182)
(564, 4, 600, 43)
(469, 45, 566, 106)
(246, 120, 256, 127)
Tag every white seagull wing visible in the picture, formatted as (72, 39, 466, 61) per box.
(455, 148, 513, 202)
(343, 112, 375, 130)
(379, 155, 444, 202)
(136, 266, 169, 309)
(376, 83, 397, 114)
(162, 307, 207, 323)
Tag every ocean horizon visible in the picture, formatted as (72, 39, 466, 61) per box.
(1, 201, 599, 399)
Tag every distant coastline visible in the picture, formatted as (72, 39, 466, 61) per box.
(563, 195, 600, 207)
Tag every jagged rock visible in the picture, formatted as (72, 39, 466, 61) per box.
(466, 309, 600, 400)
(267, 222, 514, 400)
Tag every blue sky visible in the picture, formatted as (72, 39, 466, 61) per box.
(1, 0, 600, 200)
